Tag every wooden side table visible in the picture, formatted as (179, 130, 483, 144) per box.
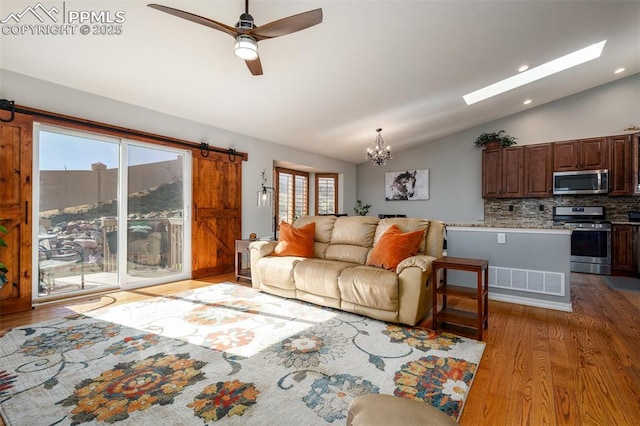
(431, 256, 489, 340)
(235, 239, 253, 282)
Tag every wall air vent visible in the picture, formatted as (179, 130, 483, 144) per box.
(489, 266, 564, 296)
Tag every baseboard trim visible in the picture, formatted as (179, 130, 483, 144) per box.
(488, 293, 573, 312)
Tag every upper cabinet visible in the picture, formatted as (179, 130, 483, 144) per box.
(553, 137, 608, 171)
(482, 144, 553, 199)
(482, 146, 524, 198)
(481, 133, 640, 199)
(609, 135, 632, 196)
(581, 137, 609, 170)
(525, 143, 553, 197)
(553, 140, 579, 171)
(633, 134, 640, 195)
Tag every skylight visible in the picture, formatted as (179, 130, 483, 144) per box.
(463, 40, 607, 105)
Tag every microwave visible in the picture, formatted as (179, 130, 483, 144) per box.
(553, 169, 609, 195)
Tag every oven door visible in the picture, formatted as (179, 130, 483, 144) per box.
(570, 227, 611, 274)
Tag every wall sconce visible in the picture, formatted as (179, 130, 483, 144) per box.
(257, 185, 273, 208)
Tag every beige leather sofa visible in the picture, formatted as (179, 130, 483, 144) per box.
(249, 215, 445, 326)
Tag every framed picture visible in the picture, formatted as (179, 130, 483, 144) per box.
(385, 169, 429, 201)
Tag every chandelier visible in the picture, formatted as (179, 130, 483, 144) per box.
(365, 128, 392, 166)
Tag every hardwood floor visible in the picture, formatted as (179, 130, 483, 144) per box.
(459, 272, 640, 426)
(1, 272, 639, 425)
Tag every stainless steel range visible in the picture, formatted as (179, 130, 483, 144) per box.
(553, 206, 611, 275)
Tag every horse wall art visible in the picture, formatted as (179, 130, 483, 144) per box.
(385, 169, 429, 201)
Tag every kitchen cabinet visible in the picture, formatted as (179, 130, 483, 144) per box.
(483, 144, 550, 198)
(553, 137, 608, 171)
(480, 132, 638, 200)
(609, 135, 633, 196)
(482, 146, 524, 198)
(553, 140, 579, 171)
(482, 148, 501, 198)
(632, 134, 640, 195)
(612, 224, 637, 274)
(525, 143, 553, 197)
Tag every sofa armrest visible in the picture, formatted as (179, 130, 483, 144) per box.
(396, 255, 437, 325)
(249, 240, 277, 257)
(249, 240, 277, 289)
(396, 255, 436, 275)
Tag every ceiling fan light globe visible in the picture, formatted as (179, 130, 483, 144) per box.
(234, 35, 258, 61)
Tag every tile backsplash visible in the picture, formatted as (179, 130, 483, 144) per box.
(484, 196, 640, 227)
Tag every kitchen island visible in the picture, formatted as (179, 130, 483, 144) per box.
(446, 225, 572, 312)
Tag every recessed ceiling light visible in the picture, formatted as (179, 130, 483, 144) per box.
(614, 67, 626, 74)
(523, 99, 532, 105)
(518, 65, 529, 72)
(463, 40, 607, 105)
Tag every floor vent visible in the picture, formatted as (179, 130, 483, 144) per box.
(488, 266, 565, 296)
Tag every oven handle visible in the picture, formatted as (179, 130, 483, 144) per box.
(571, 228, 611, 232)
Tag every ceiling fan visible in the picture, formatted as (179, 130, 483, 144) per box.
(148, 1, 323, 76)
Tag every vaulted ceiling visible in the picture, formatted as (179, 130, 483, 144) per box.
(1, 0, 639, 163)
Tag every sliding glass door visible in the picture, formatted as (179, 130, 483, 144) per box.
(34, 125, 191, 300)
(123, 144, 189, 287)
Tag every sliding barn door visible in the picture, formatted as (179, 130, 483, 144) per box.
(0, 112, 33, 315)
(192, 152, 243, 278)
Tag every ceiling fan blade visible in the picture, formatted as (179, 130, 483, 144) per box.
(250, 8, 322, 40)
(148, 4, 239, 38)
(246, 57, 263, 76)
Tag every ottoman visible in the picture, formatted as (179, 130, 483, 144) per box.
(346, 394, 458, 426)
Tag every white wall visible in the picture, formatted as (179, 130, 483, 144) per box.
(0, 69, 357, 239)
(356, 73, 640, 223)
(2, 69, 638, 234)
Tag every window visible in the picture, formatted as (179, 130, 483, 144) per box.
(316, 173, 338, 215)
(276, 167, 309, 223)
(35, 125, 191, 300)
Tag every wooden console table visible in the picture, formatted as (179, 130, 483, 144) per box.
(431, 256, 489, 340)
(235, 239, 253, 282)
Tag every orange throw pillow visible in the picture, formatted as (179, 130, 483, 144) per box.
(367, 224, 424, 270)
(274, 221, 316, 257)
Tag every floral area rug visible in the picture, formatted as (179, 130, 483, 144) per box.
(0, 283, 485, 425)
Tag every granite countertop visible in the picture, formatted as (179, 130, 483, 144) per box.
(446, 222, 567, 230)
(445, 224, 572, 235)
(448, 221, 640, 229)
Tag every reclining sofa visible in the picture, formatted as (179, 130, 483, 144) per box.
(249, 215, 445, 326)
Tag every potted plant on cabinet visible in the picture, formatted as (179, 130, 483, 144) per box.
(474, 130, 518, 149)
